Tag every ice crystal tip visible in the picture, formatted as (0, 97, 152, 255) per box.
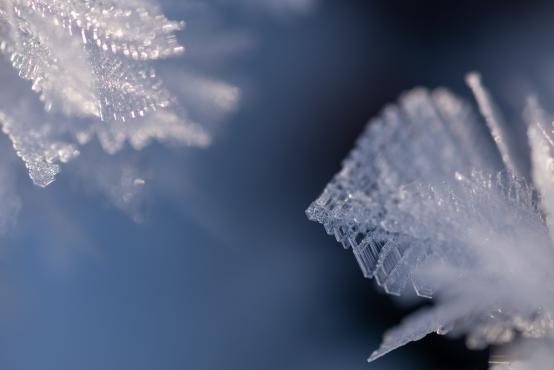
(465, 71, 482, 87)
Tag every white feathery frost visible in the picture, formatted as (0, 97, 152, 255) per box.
(306, 72, 554, 368)
(0, 0, 226, 181)
(0, 0, 239, 225)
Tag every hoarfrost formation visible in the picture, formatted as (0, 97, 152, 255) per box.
(306, 73, 554, 368)
(0, 0, 238, 224)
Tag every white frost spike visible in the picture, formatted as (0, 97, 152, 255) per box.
(466, 72, 530, 179)
(307, 77, 554, 368)
(81, 110, 211, 155)
(368, 307, 451, 362)
(527, 97, 554, 241)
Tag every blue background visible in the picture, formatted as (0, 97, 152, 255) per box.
(2, 1, 554, 369)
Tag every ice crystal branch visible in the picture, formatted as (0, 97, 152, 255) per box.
(307, 73, 554, 368)
(0, 0, 185, 122)
(0, 0, 235, 194)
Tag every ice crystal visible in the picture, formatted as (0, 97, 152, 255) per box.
(306, 73, 554, 368)
(0, 0, 184, 120)
(0, 0, 229, 191)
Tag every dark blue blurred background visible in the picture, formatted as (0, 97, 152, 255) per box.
(2, 1, 554, 369)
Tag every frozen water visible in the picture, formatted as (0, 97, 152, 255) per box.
(0, 0, 234, 190)
(307, 75, 554, 367)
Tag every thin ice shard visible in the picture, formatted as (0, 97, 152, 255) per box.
(0, 108, 79, 187)
(80, 109, 211, 155)
(526, 97, 554, 239)
(466, 72, 530, 179)
(368, 306, 451, 362)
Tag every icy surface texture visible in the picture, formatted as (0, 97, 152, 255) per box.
(0, 0, 239, 191)
(0, 106, 80, 187)
(306, 74, 554, 368)
(0, 0, 184, 121)
(308, 86, 507, 296)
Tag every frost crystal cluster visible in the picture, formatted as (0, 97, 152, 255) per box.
(306, 73, 554, 369)
(0, 0, 238, 223)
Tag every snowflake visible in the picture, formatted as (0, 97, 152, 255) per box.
(306, 73, 554, 368)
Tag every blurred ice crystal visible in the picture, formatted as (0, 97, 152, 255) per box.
(0, 0, 239, 223)
(306, 73, 554, 368)
(0, 0, 185, 122)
